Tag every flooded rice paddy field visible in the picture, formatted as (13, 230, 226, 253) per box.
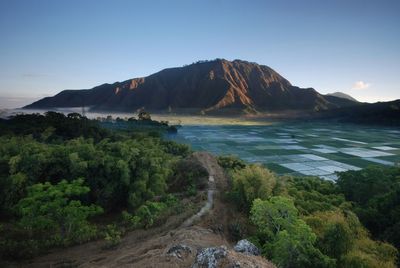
(170, 122, 400, 181)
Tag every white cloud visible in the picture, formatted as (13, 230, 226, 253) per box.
(352, 81, 370, 90)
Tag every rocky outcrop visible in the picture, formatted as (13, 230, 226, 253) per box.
(167, 244, 193, 260)
(191, 245, 273, 268)
(192, 246, 228, 268)
(25, 59, 358, 114)
(234, 240, 261, 256)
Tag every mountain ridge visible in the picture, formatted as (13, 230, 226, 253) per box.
(25, 59, 357, 114)
(326, 92, 358, 102)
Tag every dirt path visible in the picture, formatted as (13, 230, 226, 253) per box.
(181, 174, 216, 227)
(181, 151, 228, 227)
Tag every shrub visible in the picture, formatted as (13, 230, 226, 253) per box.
(121, 210, 142, 229)
(230, 164, 277, 212)
(218, 155, 246, 171)
(15, 178, 103, 246)
(228, 221, 247, 241)
(103, 224, 122, 249)
(136, 201, 168, 228)
(161, 140, 191, 157)
(168, 159, 208, 194)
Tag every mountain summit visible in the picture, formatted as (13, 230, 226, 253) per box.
(25, 59, 355, 113)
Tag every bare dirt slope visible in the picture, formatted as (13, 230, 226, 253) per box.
(8, 152, 274, 268)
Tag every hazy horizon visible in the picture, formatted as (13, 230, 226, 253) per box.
(1, 0, 400, 109)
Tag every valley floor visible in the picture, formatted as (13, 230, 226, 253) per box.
(170, 122, 400, 181)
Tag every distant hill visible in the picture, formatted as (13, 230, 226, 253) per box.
(326, 92, 358, 102)
(25, 59, 358, 114)
(318, 99, 400, 126)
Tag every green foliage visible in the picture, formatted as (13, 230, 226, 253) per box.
(0, 135, 177, 213)
(230, 164, 278, 212)
(0, 112, 109, 141)
(103, 224, 122, 249)
(168, 159, 208, 195)
(305, 211, 358, 261)
(121, 210, 141, 229)
(336, 166, 400, 249)
(15, 179, 103, 246)
(271, 222, 335, 268)
(250, 197, 299, 238)
(250, 197, 334, 268)
(286, 176, 348, 215)
(0, 112, 194, 260)
(217, 155, 246, 171)
(161, 140, 191, 157)
(220, 163, 398, 268)
(303, 198, 398, 267)
(122, 195, 179, 230)
(342, 239, 398, 268)
(136, 201, 168, 228)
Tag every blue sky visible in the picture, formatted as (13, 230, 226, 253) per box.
(0, 0, 399, 108)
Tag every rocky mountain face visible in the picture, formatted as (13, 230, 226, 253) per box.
(25, 59, 357, 114)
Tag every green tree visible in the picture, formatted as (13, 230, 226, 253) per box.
(336, 166, 400, 249)
(16, 178, 103, 245)
(271, 221, 334, 268)
(218, 155, 246, 171)
(305, 209, 398, 267)
(135, 201, 167, 228)
(250, 197, 298, 238)
(231, 164, 277, 212)
(305, 211, 355, 261)
(287, 176, 347, 215)
(250, 197, 334, 268)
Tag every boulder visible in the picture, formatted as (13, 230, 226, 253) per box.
(167, 244, 193, 260)
(233, 240, 261, 256)
(192, 246, 228, 268)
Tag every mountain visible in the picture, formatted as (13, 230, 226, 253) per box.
(25, 59, 357, 114)
(326, 92, 358, 102)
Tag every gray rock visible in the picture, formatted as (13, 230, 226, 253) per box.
(167, 244, 193, 259)
(192, 246, 228, 268)
(233, 239, 261, 256)
(231, 260, 241, 268)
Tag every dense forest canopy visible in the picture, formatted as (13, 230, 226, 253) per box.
(0, 112, 191, 259)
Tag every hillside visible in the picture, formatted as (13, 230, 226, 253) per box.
(25, 59, 357, 114)
(317, 99, 400, 125)
(6, 152, 274, 268)
(0, 114, 398, 267)
(326, 92, 358, 102)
